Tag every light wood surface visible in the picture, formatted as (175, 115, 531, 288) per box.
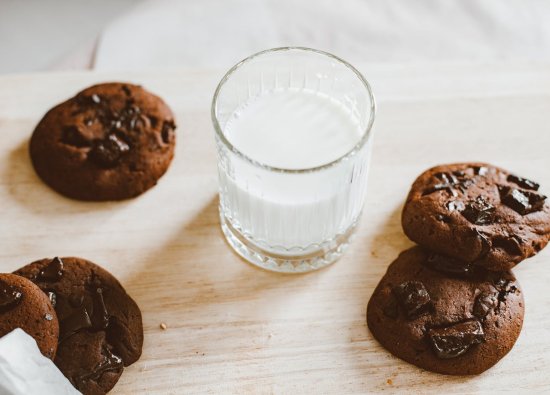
(1, 63, 550, 394)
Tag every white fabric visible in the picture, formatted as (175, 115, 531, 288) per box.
(95, 0, 550, 71)
(48, 38, 98, 71)
(0, 329, 80, 395)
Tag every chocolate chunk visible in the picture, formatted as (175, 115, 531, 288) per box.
(475, 275, 519, 315)
(528, 192, 547, 212)
(75, 346, 123, 387)
(435, 172, 458, 185)
(457, 179, 475, 193)
(61, 126, 91, 148)
(89, 134, 130, 168)
(60, 306, 93, 342)
(424, 171, 476, 197)
(446, 200, 465, 211)
(91, 287, 110, 330)
(500, 187, 529, 213)
(382, 297, 399, 319)
(493, 236, 523, 256)
(106, 101, 145, 133)
(500, 186, 547, 215)
(427, 320, 485, 359)
(69, 293, 84, 308)
(507, 174, 540, 191)
(461, 196, 496, 225)
(424, 253, 475, 278)
(490, 276, 508, 289)
(392, 281, 432, 319)
(47, 291, 57, 308)
(452, 170, 466, 178)
(75, 93, 105, 110)
(473, 291, 498, 319)
(473, 166, 488, 176)
(423, 184, 458, 197)
(38, 257, 64, 282)
(434, 172, 448, 182)
(474, 230, 492, 258)
(491, 278, 519, 307)
(0, 280, 23, 313)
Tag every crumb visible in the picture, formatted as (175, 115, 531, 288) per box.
(371, 250, 378, 257)
(386, 379, 393, 385)
(160, 322, 167, 330)
(268, 333, 274, 338)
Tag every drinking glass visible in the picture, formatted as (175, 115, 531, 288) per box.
(212, 47, 376, 273)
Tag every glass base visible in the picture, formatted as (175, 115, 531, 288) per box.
(219, 209, 357, 273)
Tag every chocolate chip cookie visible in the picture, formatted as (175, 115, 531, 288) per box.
(15, 257, 143, 395)
(402, 163, 550, 271)
(366, 247, 524, 375)
(0, 273, 59, 359)
(30, 82, 176, 201)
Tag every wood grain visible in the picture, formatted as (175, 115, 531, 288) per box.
(0, 63, 549, 394)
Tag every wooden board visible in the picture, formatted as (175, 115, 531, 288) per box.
(1, 63, 550, 393)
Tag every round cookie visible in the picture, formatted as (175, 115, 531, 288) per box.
(30, 82, 176, 201)
(0, 273, 59, 359)
(15, 257, 143, 395)
(402, 163, 550, 271)
(367, 247, 524, 375)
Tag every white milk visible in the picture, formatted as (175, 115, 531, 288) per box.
(219, 88, 371, 256)
(225, 88, 362, 169)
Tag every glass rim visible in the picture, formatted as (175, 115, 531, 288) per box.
(211, 46, 376, 174)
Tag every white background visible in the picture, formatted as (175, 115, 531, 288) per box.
(1, 0, 550, 74)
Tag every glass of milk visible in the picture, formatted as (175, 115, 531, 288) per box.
(212, 47, 375, 273)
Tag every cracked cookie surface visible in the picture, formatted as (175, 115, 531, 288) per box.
(30, 82, 176, 201)
(366, 247, 524, 375)
(402, 162, 550, 271)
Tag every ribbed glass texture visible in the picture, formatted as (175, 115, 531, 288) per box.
(212, 48, 375, 273)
